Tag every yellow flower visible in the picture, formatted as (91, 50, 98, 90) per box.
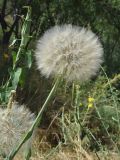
(88, 97, 94, 103)
(87, 97, 94, 108)
(88, 103, 93, 108)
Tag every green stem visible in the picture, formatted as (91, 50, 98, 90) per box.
(6, 7, 31, 89)
(94, 103, 119, 153)
(101, 66, 120, 135)
(5, 77, 61, 160)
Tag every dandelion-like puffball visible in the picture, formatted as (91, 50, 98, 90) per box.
(35, 24, 103, 82)
(0, 103, 35, 156)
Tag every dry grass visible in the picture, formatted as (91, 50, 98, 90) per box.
(30, 133, 120, 160)
(0, 129, 119, 160)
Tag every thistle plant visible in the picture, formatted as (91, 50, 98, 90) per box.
(6, 24, 103, 159)
(0, 102, 35, 158)
(36, 24, 103, 82)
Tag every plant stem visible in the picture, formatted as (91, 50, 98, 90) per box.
(6, 7, 31, 89)
(5, 77, 61, 160)
(101, 66, 120, 138)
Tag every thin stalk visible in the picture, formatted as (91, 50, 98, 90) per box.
(101, 66, 120, 131)
(78, 120, 101, 160)
(71, 83, 75, 106)
(82, 107, 89, 124)
(5, 77, 61, 160)
(72, 83, 101, 159)
(94, 103, 119, 153)
(6, 7, 31, 89)
(101, 66, 120, 156)
(61, 107, 66, 144)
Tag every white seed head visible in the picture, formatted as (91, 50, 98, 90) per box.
(0, 103, 35, 156)
(35, 24, 103, 82)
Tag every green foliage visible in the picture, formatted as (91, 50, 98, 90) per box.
(56, 74, 120, 152)
(0, 6, 33, 104)
(0, 0, 120, 159)
(97, 105, 119, 130)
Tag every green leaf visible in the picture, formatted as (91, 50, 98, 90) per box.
(24, 147, 31, 160)
(12, 68, 22, 90)
(0, 86, 13, 104)
(12, 52, 17, 66)
(26, 50, 32, 68)
(19, 68, 27, 87)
